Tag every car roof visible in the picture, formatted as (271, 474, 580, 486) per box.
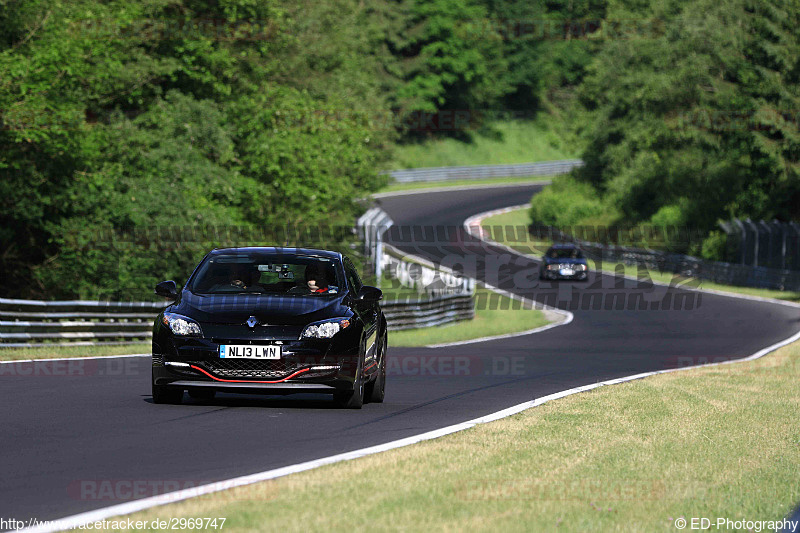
(548, 243, 581, 250)
(209, 247, 342, 260)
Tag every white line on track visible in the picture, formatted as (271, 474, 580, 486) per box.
(423, 318, 571, 348)
(16, 198, 800, 533)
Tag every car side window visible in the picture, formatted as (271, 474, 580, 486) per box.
(343, 258, 363, 294)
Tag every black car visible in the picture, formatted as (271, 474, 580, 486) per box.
(540, 243, 589, 281)
(151, 247, 387, 409)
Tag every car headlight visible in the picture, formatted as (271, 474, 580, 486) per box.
(161, 312, 203, 336)
(576, 264, 587, 271)
(546, 264, 560, 270)
(301, 318, 351, 339)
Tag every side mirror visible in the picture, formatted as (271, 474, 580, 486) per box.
(356, 286, 382, 302)
(155, 280, 178, 299)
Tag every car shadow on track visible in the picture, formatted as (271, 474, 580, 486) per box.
(142, 393, 370, 410)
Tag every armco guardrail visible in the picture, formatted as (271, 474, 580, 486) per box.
(378, 243, 476, 329)
(382, 247, 475, 297)
(382, 293, 474, 330)
(357, 207, 394, 279)
(386, 159, 583, 183)
(0, 298, 164, 348)
(530, 226, 800, 292)
(0, 290, 476, 347)
(719, 218, 800, 271)
(356, 209, 476, 331)
(584, 242, 800, 292)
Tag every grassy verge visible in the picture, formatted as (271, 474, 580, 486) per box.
(0, 343, 150, 361)
(115, 338, 800, 532)
(390, 119, 578, 169)
(376, 175, 551, 195)
(481, 207, 800, 303)
(389, 288, 550, 347)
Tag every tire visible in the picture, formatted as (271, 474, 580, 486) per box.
(188, 388, 216, 400)
(334, 342, 365, 409)
(152, 380, 183, 404)
(366, 329, 386, 404)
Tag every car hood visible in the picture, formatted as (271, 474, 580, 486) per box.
(170, 291, 351, 326)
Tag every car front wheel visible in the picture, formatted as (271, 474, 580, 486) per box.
(366, 329, 386, 403)
(334, 342, 365, 409)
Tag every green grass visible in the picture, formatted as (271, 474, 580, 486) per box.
(389, 288, 550, 347)
(480, 207, 800, 303)
(114, 337, 800, 532)
(0, 342, 150, 361)
(390, 119, 578, 169)
(376, 175, 552, 194)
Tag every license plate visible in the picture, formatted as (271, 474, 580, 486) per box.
(219, 345, 281, 360)
(560, 268, 575, 276)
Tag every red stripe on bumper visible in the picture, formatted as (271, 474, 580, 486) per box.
(189, 365, 310, 384)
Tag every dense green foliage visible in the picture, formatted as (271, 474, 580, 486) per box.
(0, 0, 396, 298)
(2, 0, 798, 299)
(530, 0, 800, 256)
(0, 0, 600, 299)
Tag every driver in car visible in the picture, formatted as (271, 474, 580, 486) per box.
(286, 263, 335, 294)
(304, 264, 330, 293)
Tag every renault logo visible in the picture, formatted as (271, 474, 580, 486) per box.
(247, 316, 258, 328)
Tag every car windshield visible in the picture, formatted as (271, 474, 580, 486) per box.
(189, 253, 342, 295)
(547, 247, 584, 259)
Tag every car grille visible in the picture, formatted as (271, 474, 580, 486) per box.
(552, 263, 584, 271)
(196, 359, 304, 380)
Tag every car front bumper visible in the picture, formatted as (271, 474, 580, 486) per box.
(541, 268, 588, 280)
(152, 324, 361, 395)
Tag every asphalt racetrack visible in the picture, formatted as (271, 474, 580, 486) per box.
(2, 184, 798, 523)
